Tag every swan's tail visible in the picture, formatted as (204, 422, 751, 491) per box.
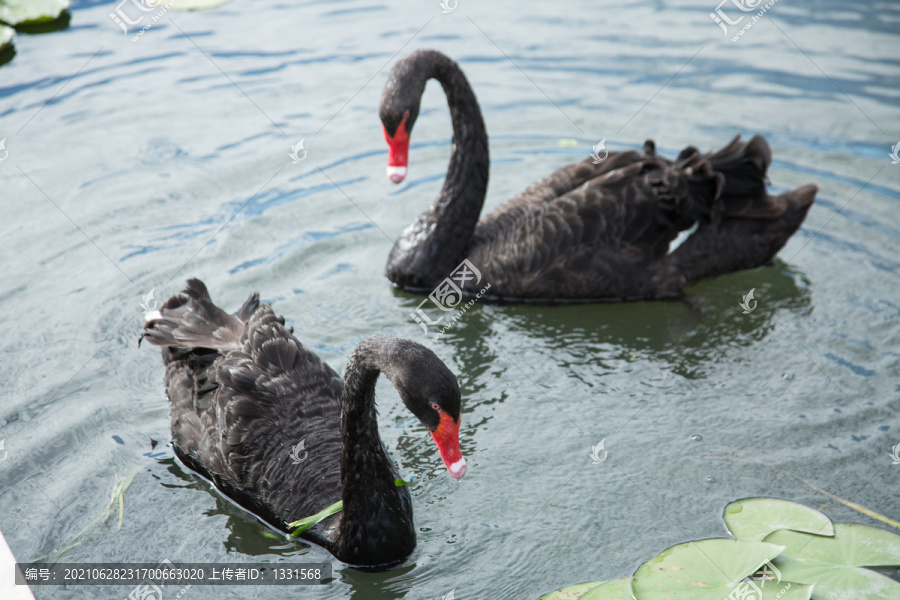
(140, 278, 260, 353)
(706, 135, 774, 217)
(671, 134, 776, 224)
(660, 135, 817, 284)
(673, 144, 725, 227)
(668, 182, 818, 286)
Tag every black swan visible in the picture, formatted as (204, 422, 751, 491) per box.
(141, 279, 466, 567)
(380, 49, 818, 302)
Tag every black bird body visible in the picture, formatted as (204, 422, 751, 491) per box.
(380, 50, 818, 302)
(142, 279, 466, 567)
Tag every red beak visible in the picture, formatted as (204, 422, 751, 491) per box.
(383, 111, 410, 184)
(430, 410, 466, 479)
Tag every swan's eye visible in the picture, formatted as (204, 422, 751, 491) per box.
(430, 402, 440, 412)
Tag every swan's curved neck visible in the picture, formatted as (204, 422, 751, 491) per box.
(390, 54, 489, 289)
(337, 337, 413, 563)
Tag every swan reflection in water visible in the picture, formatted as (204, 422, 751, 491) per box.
(392, 259, 813, 383)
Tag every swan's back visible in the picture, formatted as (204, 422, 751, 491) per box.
(142, 280, 344, 540)
(466, 136, 815, 301)
(468, 145, 708, 300)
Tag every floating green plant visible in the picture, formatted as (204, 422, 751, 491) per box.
(631, 538, 812, 600)
(765, 524, 900, 598)
(0, 0, 69, 27)
(285, 477, 406, 538)
(287, 500, 343, 538)
(700, 452, 900, 531)
(0, 23, 12, 62)
(0, 0, 70, 66)
(538, 496, 900, 600)
(579, 578, 635, 600)
(540, 578, 630, 600)
(35, 468, 139, 562)
(723, 497, 834, 542)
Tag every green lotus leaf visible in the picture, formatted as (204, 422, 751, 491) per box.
(0, 22, 13, 48)
(724, 497, 835, 542)
(631, 538, 812, 600)
(0, 0, 69, 26)
(775, 554, 899, 600)
(580, 577, 632, 600)
(538, 581, 605, 600)
(767, 523, 900, 568)
(765, 523, 900, 599)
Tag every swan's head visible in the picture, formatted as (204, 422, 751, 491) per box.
(383, 338, 466, 479)
(380, 51, 433, 184)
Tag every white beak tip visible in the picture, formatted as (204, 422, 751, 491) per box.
(387, 166, 407, 183)
(448, 457, 467, 479)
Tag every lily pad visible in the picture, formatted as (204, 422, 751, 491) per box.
(170, 0, 231, 10)
(580, 577, 632, 600)
(0, 0, 69, 26)
(724, 497, 835, 542)
(0, 22, 13, 48)
(538, 581, 604, 600)
(538, 578, 632, 600)
(765, 523, 900, 599)
(631, 538, 812, 600)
